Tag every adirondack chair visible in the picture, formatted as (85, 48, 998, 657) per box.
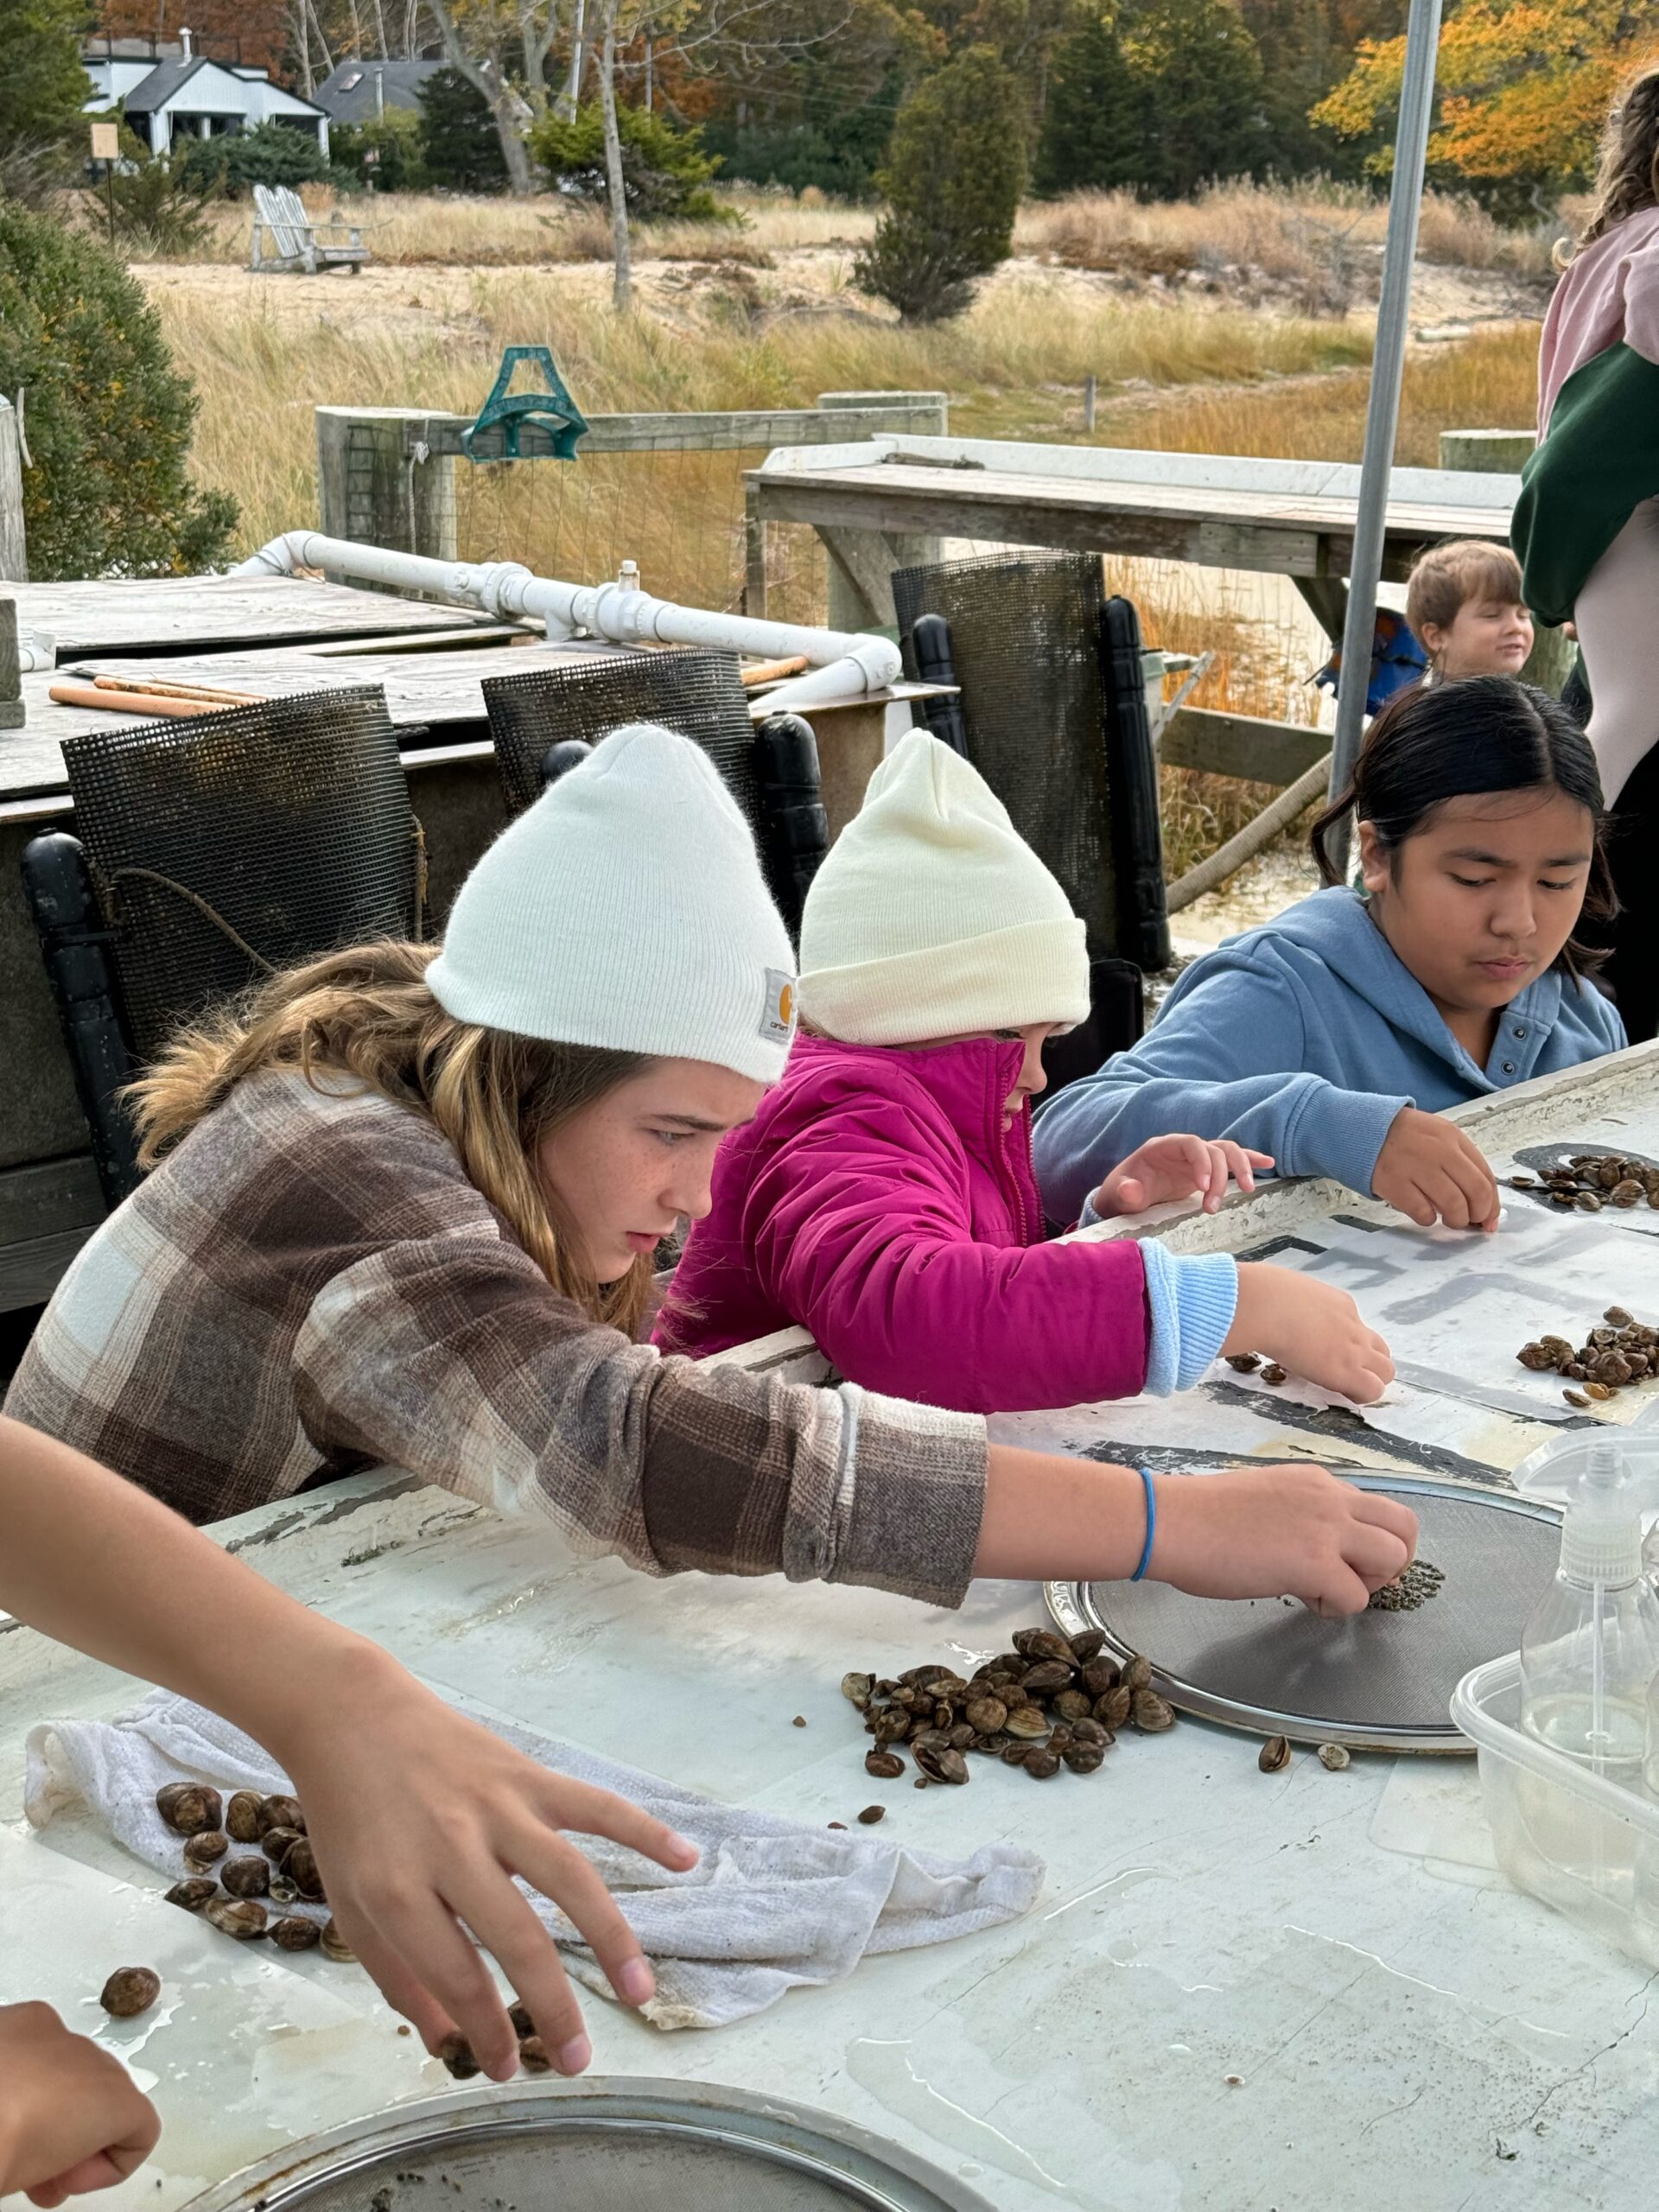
(250, 183, 369, 276)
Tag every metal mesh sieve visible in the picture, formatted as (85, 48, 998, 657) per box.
(1048, 1476, 1563, 1752)
(181, 2082, 994, 2212)
(893, 550, 1117, 951)
(481, 648, 760, 824)
(61, 684, 422, 1065)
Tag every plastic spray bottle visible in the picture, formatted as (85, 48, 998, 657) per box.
(1514, 1431, 1659, 1893)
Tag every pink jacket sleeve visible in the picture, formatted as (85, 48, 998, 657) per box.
(741, 1090, 1151, 1414)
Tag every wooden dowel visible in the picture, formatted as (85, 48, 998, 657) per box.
(48, 681, 251, 718)
(91, 673, 263, 705)
(740, 655, 811, 688)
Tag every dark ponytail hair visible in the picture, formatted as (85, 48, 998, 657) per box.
(1309, 677, 1616, 971)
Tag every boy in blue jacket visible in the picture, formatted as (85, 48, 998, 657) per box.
(1035, 679, 1627, 1230)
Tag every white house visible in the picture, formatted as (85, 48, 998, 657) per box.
(83, 35, 331, 159)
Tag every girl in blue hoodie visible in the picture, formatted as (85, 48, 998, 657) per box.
(1034, 678, 1627, 1232)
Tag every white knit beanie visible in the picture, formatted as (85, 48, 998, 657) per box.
(427, 723, 798, 1083)
(797, 728, 1090, 1046)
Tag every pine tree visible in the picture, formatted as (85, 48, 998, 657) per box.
(1033, 13, 1145, 195)
(5, 0, 93, 151)
(1119, 0, 1270, 197)
(417, 67, 511, 193)
(1033, 0, 1269, 201)
(854, 46, 1027, 321)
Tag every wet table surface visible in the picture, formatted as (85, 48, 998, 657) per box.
(8, 1047, 1659, 2210)
(1, 1464, 1656, 2212)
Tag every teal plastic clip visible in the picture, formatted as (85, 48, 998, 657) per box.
(461, 346, 590, 461)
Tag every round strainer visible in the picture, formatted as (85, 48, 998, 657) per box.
(180, 2081, 995, 2212)
(1046, 1473, 1563, 1753)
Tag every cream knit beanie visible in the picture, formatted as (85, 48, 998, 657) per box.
(427, 722, 797, 1083)
(798, 728, 1090, 1046)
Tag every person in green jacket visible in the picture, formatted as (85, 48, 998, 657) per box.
(1512, 64, 1659, 1036)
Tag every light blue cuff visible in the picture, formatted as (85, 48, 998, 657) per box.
(1141, 1244, 1240, 1395)
(1078, 1190, 1104, 1229)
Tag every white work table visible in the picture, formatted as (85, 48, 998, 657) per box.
(10, 1043, 1659, 2209)
(1, 1462, 1656, 2212)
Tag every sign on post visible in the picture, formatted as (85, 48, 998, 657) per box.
(90, 122, 118, 160)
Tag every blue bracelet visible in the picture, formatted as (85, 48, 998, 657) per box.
(1130, 1465, 1157, 1583)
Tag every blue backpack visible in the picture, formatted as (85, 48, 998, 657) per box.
(1313, 608, 1428, 713)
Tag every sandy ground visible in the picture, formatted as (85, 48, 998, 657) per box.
(131, 245, 1542, 349)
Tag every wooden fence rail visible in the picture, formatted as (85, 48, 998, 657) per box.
(314, 392, 950, 584)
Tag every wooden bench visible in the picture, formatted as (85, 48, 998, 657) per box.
(250, 183, 368, 276)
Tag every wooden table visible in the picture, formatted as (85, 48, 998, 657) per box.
(4, 639, 620, 807)
(745, 433, 1520, 647)
(10, 575, 509, 663)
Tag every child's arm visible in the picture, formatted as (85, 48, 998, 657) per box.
(743, 1100, 1390, 1409)
(1032, 958, 1408, 1224)
(0, 1417, 697, 2086)
(0, 2004, 160, 2207)
(978, 1446, 1417, 1618)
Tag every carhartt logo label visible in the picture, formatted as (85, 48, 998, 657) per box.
(760, 969, 797, 1042)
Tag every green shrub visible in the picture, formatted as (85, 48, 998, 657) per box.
(417, 67, 508, 192)
(177, 120, 337, 198)
(701, 67, 901, 202)
(0, 202, 237, 579)
(853, 48, 1027, 322)
(102, 137, 219, 254)
(528, 102, 729, 219)
(332, 107, 430, 192)
(3, 0, 91, 152)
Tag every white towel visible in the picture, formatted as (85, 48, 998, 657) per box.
(25, 1688, 1044, 2030)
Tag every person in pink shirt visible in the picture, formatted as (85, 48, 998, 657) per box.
(655, 729, 1391, 1416)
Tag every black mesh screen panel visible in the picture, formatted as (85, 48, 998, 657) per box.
(893, 551, 1116, 950)
(62, 684, 422, 1065)
(482, 648, 760, 826)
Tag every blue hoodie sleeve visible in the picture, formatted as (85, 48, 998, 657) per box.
(1032, 953, 1412, 1224)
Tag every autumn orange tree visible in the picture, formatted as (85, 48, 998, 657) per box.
(1313, 0, 1659, 213)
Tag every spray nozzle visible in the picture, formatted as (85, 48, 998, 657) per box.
(1515, 1431, 1659, 1585)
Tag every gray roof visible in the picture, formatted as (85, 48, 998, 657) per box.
(312, 58, 446, 122)
(121, 57, 207, 113)
(123, 55, 326, 118)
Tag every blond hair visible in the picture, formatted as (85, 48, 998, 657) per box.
(1571, 61, 1659, 255)
(1405, 538, 1526, 658)
(129, 939, 656, 1337)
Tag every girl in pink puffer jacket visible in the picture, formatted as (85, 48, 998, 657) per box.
(653, 732, 1389, 1415)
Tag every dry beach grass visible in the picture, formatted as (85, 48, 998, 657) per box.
(132, 181, 1549, 880)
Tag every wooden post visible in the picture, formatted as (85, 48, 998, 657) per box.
(1438, 428, 1535, 474)
(744, 481, 767, 618)
(1084, 375, 1097, 435)
(0, 399, 26, 585)
(1438, 426, 1573, 696)
(315, 407, 458, 594)
(0, 601, 23, 730)
(816, 391, 948, 636)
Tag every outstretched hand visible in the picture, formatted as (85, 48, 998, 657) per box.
(1091, 1135, 1274, 1218)
(276, 1654, 700, 2083)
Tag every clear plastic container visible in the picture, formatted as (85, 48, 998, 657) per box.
(1453, 1650, 1659, 1968)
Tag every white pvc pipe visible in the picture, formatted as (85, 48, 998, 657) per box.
(236, 531, 902, 707)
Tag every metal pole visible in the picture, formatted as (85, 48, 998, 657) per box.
(1323, 0, 1443, 876)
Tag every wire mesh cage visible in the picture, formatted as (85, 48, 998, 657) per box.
(482, 647, 760, 825)
(62, 685, 423, 1065)
(893, 550, 1118, 952)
